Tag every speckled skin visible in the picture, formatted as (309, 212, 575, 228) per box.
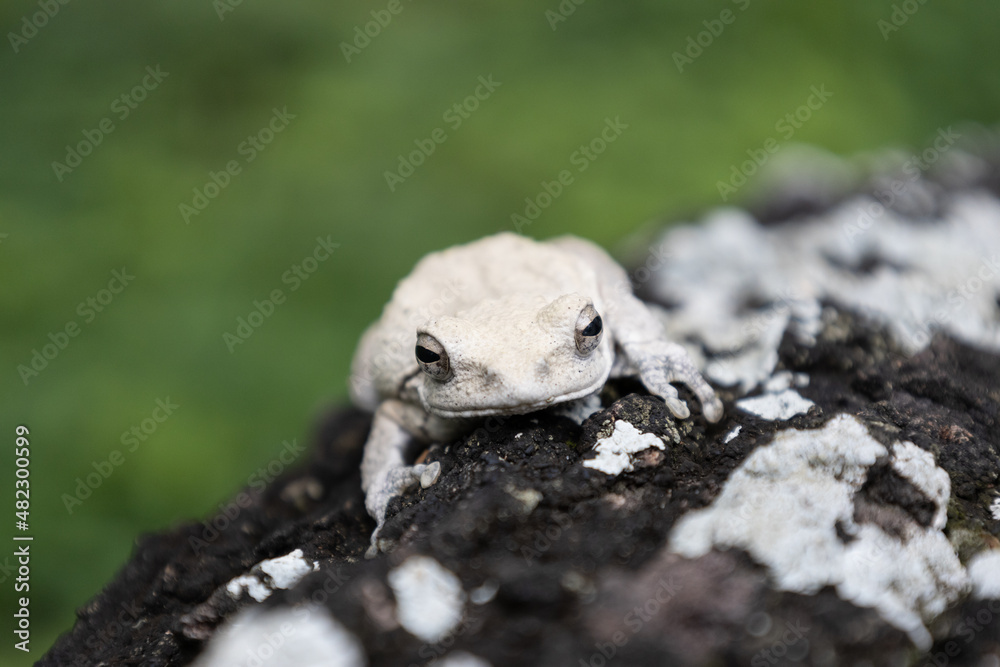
(350, 232, 722, 554)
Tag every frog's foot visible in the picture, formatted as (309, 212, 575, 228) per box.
(633, 341, 723, 423)
(364, 461, 441, 558)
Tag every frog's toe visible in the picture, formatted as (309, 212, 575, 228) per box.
(418, 461, 441, 488)
(701, 395, 724, 423)
(365, 541, 379, 559)
(365, 531, 398, 559)
(644, 375, 690, 419)
(365, 520, 385, 559)
(382, 466, 423, 499)
(663, 395, 691, 420)
(364, 463, 439, 558)
(681, 374, 724, 423)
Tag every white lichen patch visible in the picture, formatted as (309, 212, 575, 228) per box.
(583, 420, 668, 475)
(837, 523, 968, 648)
(225, 549, 319, 603)
(967, 550, 1000, 600)
(991, 497, 1000, 521)
(192, 604, 366, 667)
(650, 187, 1000, 390)
(388, 555, 466, 643)
(704, 331, 786, 395)
(505, 483, 543, 516)
(668, 414, 968, 650)
(226, 575, 271, 602)
(261, 550, 319, 588)
(736, 388, 815, 421)
(763, 370, 810, 393)
(891, 441, 950, 530)
(723, 425, 742, 444)
(469, 580, 499, 605)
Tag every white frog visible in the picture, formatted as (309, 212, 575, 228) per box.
(350, 232, 722, 555)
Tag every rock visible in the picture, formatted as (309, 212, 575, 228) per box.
(40, 144, 1000, 666)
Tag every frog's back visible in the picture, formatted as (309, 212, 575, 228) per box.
(398, 232, 601, 308)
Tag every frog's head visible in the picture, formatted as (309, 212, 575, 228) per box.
(413, 293, 612, 418)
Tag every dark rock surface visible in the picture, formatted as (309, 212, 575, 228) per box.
(41, 148, 1000, 667)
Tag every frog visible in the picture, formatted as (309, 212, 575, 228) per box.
(350, 232, 723, 555)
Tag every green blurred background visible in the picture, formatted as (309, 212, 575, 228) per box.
(1, 0, 998, 663)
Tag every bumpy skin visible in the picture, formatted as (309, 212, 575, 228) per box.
(350, 232, 722, 555)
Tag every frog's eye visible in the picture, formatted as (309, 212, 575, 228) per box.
(416, 333, 452, 381)
(575, 305, 603, 355)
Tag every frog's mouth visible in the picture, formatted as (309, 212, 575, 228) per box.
(421, 380, 605, 419)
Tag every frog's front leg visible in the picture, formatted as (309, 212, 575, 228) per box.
(621, 338, 723, 422)
(360, 399, 460, 557)
(547, 234, 723, 423)
(605, 293, 723, 423)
